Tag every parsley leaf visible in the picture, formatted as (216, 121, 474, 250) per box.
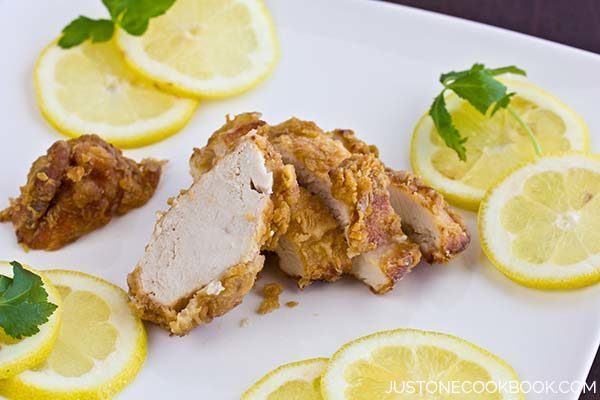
(59, 16, 115, 49)
(444, 64, 508, 115)
(429, 93, 467, 161)
(103, 0, 177, 35)
(429, 63, 536, 161)
(0, 262, 58, 339)
(58, 0, 177, 48)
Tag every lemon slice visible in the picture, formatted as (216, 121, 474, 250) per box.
(0, 263, 61, 380)
(0, 270, 147, 400)
(35, 38, 198, 148)
(243, 358, 328, 400)
(322, 329, 522, 400)
(411, 79, 589, 210)
(479, 153, 600, 289)
(116, 0, 279, 98)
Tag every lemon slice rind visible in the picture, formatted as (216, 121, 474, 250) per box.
(411, 79, 590, 211)
(479, 153, 600, 290)
(35, 41, 198, 149)
(115, 0, 279, 99)
(321, 328, 522, 400)
(0, 270, 146, 400)
(242, 358, 328, 400)
(0, 263, 61, 380)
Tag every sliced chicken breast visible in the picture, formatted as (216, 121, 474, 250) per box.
(190, 113, 298, 251)
(328, 128, 470, 263)
(129, 134, 280, 335)
(387, 169, 470, 263)
(276, 187, 351, 288)
(268, 119, 420, 293)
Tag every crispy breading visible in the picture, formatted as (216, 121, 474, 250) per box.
(268, 119, 351, 192)
(352, 240, 421, 294)
(189, 112, 266, 179)
(387, 169, 470, 263)
(330, 154, 404, 255)
(327, 129, 379, 157)
(0, 135, 162, 250)
(257, 282, 283, 315)
(276, 188, 351, 288)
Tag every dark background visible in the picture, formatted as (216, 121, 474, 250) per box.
(380, 1, 599, 399)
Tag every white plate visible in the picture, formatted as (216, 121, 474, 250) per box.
(1, 0, 599, 399)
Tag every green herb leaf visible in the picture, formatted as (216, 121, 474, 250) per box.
(103, 0, 177, 36)
(59, 0, 177, 49)
(488, 65, 527, 77)
(444, 64, 508, 115)
(0, 262, 57, 339)
(491, 92, 515, 116)
(429, 92, 468, 161)
(0, 276, 11, 293)
(431, 63, 528, 160)
(58, 16, 114, 49)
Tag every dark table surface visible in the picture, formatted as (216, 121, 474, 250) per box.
(380, 1, 599, 399)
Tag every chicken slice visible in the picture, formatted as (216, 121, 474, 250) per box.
(268, 119, 420, 293)
(129, 134, 281, 335)
(328, 128, 470, 263)
(329, 154, 421, 293)
(386, 169, 470, 263)
(190, 113, 298, 251)
(276, 187, 351, 288)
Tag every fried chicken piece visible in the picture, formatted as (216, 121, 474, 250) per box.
(0, 135, 162, 250)
(276, 187, 351, 288)
(190, 113, 298, 251)
(328, 128, 470, 263)
(387, 169, 470, 263)
(268, 119, 420, 293)
(129, 134, 292, 335)
(329, 154, 421, 293)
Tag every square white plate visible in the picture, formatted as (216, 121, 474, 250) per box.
(0, 0, 599, 398)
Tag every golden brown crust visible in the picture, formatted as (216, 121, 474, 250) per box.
(257, 282, 283, 315)
(276, 188, 351, 288)
(1, 135, 162, 250)
(128, 256, 264, 336)
(387, 169, 470, 263)
(327, 129, 379, 157)
(373, 241, 422, 294)
(330, 154, 404, 255)
(189, 112, 266, 179)
(268, 119, 351, 184)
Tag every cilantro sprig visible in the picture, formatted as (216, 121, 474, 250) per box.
(429, 63, 542, 161)
(58, 0, 177, 49)
(0, 262, 58, 339)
